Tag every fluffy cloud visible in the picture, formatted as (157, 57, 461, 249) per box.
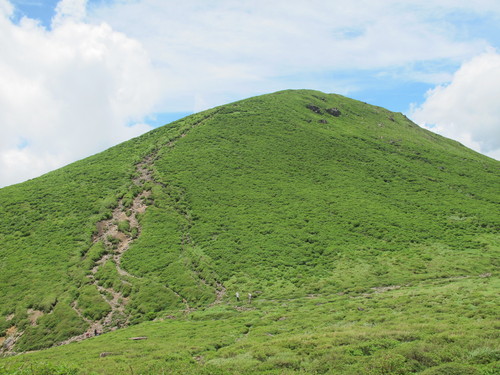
(52, 0, 87, 25)
(410, 51, 500, 160)
(88, 0, 496, 110)
(0, 0, 162, 187)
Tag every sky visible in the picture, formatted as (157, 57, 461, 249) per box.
(1, 0, 500, 187)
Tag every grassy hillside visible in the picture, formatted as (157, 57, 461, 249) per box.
(2, 274, 499, 374)
(0, 90, 498, 374)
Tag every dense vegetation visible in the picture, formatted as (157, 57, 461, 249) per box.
(0, 90, 498, 374)
(2, 274, 498, 374)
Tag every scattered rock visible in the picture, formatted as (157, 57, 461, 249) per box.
(100, 352, 114, 358)
(326, 108, 341, 117)
(2, 335, 17, 351)
(306, 104, 322, 114)
(479, 273, 492, 278)
(318, 119, 328, 124)
(357, 307, 365, 311)
(129, 336, 148, 340)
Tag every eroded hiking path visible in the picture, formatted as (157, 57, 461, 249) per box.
(1, 112, 232, 353)
(59, 111, 227, 346)
(61, 158, 155, 345)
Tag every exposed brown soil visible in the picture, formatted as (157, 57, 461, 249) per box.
(61, 158, 155, 345)
(0, 326, 20, 352)
(27, 309, 44, 326)
(6, 111, 228, 351)
(60, 147, 228, 344)
(5, 326, 17, 337)
(0, 112, 232, 353)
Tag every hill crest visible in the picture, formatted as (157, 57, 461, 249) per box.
(0, 90, 498, 374)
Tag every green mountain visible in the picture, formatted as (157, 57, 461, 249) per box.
(0, 90, 498, 374)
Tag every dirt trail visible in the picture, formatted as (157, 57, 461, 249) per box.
(210, 281, 227, 307)
(61, 112, 227, 345)
(61, 159, 155, 345)
(3, 111, 230, 353)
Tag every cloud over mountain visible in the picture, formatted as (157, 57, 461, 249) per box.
(0, 0, 161, 187)
(410, 51, 500, 160)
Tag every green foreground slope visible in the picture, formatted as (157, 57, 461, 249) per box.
(2, 274, 499, 375)
(0, 90, 498, 374)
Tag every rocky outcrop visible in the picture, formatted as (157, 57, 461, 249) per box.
(326, 108, 341, 117)
(306, 104, 322, 114)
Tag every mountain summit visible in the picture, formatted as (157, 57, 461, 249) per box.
(0, 90, 498, 374)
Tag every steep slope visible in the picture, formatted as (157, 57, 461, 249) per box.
(0, 90, 498, 373)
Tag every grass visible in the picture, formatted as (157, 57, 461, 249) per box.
(0, 89, 498, 373)
(1, 276, 498, 374)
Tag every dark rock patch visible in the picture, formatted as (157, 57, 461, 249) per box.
(306, 104, 322, 114)
(326, 108, 341, 117)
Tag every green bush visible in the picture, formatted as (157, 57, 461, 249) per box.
(117, 220, 131, 234)
(420, 363, 479, 375)
(76, 284, 111, 321)
(467, 347, 500, 365)
(15, 303, 87, 351)
(365, 353, 408, 375)
(0, 362, 80, 375)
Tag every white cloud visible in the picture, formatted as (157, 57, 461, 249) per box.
(409, 51, 500, 160)
(0, 0, 12, 17)
(52, 0, 87, 26)
(0, 0, 162, 187)
(78, 0, 500, 120)
(89, 0, 493, 99)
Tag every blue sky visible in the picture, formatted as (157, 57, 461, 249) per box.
(1, 0, 500, 187)
(10, 0, 60, 25)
